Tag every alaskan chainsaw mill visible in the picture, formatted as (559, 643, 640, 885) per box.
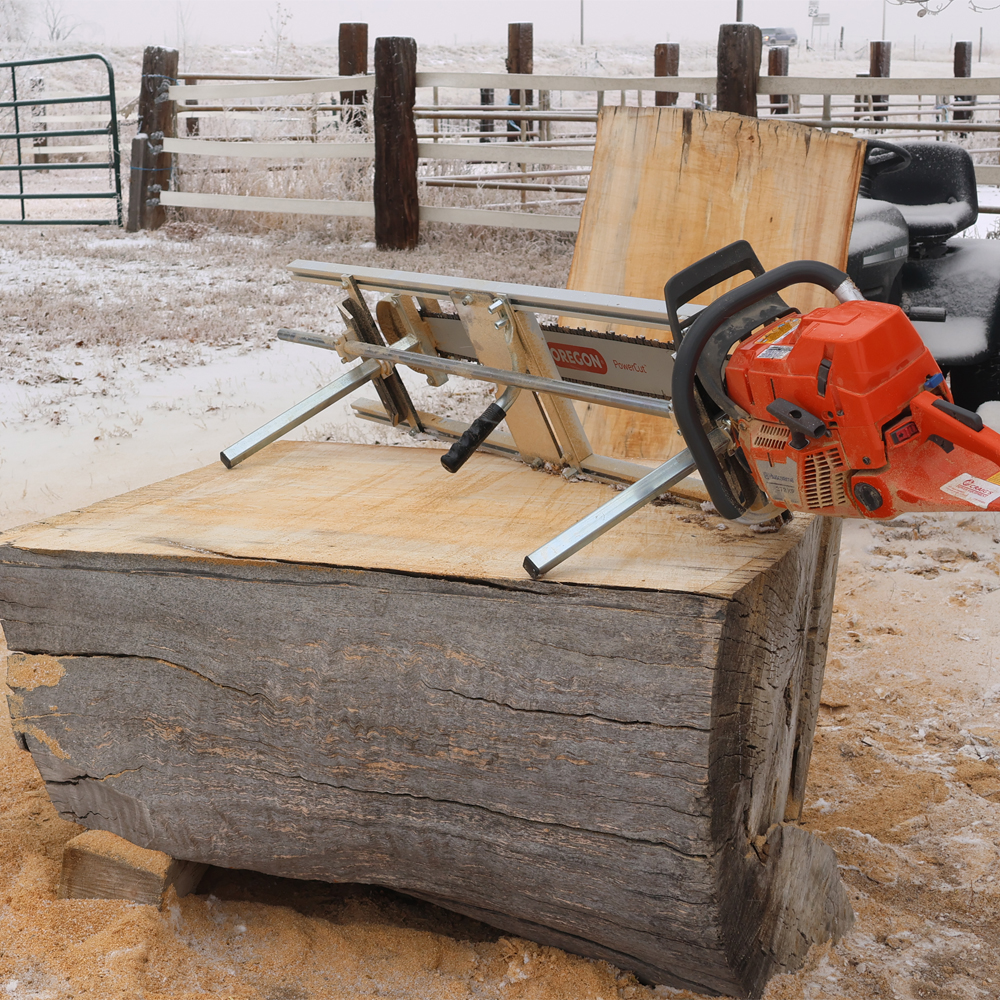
(222, 241, 1000, 578)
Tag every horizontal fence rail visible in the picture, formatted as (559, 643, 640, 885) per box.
(167, 75, 376, 101)
(155, 62, 1000, 238)
(158, 190, 580, 231)
(167, 74, 1000, 102)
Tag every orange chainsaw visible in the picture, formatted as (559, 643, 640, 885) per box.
(525, 241, 1000, 578)
(668, 241, 1000, 524)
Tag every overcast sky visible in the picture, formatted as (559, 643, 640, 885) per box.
(27, 1, 1000, 50)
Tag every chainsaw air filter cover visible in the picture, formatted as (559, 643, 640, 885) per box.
(724, 300, 1000, 518)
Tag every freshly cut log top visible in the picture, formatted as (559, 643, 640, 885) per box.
(0, 440, 808, 597)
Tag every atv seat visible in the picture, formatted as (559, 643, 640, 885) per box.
(870, 140, 978, 244)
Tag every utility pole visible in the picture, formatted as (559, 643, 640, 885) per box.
(736, 0, 744, 21)
(580, 0, 584, 45)
(881, 0, 886, 41)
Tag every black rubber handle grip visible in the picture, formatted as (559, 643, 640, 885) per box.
(671, 259, 851, 520)
(441, 402, 508, 473)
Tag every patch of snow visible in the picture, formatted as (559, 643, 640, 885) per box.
(898, 201, 973, 233)
(911, 315, 988, 362)
(977, 400, 1000, 434)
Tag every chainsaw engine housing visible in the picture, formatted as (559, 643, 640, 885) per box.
(724, 300, 1000, 518)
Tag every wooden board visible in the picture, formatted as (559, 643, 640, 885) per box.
(58, 830, 206, 907)
(0, 442, 850, 998)
(568, 106, 865, 463)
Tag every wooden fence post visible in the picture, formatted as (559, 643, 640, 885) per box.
(132, 45, 178, 231)
(480, 88, 494, 141)
(768, 45, 788, 114)
(125, 133, 148, 232)
(339, 22, 368, 127)
(716, 23, 761, 117)
(654, 43, 679, 107)
(373, 36, 419, 250)
(954, 40, 974, 124)
(869, 40, 890, 121)
(507, 22, 532, 141)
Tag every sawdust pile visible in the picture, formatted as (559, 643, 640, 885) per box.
(3, 511, 999, 1000)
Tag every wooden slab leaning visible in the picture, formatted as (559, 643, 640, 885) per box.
(567, 106, 865, 465)
(1, 442, 851, 998)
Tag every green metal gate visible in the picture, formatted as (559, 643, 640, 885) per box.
(0, 52, 122, 225)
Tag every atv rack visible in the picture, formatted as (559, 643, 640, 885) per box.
(222, 261, 715, 578)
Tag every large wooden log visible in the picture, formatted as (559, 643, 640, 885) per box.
(0, 442, 850, 998)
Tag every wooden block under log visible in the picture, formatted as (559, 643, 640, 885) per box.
(1, 442, 850, 998)
(58, 829, 207, 907)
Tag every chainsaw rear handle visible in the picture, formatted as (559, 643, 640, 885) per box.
(911, 390, 1000, 465)
(670, 259, 863, 520)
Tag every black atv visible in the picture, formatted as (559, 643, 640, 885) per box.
(847, 138, 1000, 412)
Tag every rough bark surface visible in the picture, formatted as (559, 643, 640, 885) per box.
(716, 24, 761, 118)
(373, 36, 418, 249)
(1, 449, 851, 998)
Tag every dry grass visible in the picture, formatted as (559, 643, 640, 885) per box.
(0, 220, 575, 358)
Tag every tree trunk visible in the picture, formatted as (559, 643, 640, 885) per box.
(1, 442, 851, 999)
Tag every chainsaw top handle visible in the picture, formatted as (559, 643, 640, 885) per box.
(670, 259, 864, 521)
(664, 239, 766, 345)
